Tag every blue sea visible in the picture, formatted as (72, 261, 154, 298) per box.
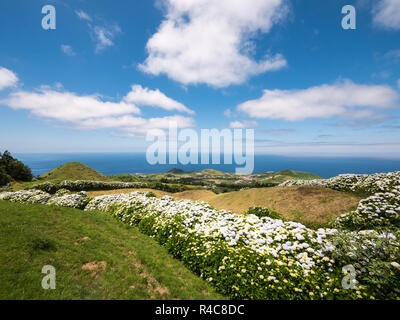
(14, 153, 400, 179)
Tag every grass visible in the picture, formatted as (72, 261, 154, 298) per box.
(87, 186, 362, 228)
(0, 201, 224, 300)
(40, 162, 109, 182)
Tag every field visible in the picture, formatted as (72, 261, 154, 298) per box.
(0, 201, 223, 299)
(88, 186, 361, 228)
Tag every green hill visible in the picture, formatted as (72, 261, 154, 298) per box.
(167, 168, 186, 174)
(0, 200, 223, 299)
(200, 169, 230, 176)
(41, 162, 109, 181)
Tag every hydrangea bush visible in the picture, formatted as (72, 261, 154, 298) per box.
(329, 230, 400, 299)
(30, 180, 148, 193)
(332, 187, 400, 231)
(0, 189, 88, 208)
(280, 171, 400, 195)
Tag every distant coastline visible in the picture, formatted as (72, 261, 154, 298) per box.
(14, 153, 400, 179)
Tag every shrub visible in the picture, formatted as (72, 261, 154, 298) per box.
(0, 150, 33, 182)
(331, 187, 400, 231)
(329, 230, 400, 299)
(0, 167, 12, 186)
(245, 206, 283, 220)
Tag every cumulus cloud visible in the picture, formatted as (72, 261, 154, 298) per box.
(2, 88, 140, 122)
(0, 81, 195, 135)
(140, 0, 288, 87)
(373, 0, 400, 29)
(0, 67, 18, 90)
(124, 85, 194, 114)
(61, 44, 76, 56)
(229, 120, 258, 128)
(236, 81, 399, 121)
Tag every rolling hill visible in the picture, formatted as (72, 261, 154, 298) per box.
(41, 162, 109, 181)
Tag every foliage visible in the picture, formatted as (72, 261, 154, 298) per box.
(245, 206, 283, 220)
(0, 150, 33, 185)
(332, 187, 400, 231)
(280, 171, 400, 196)
(329, 230, 400, 299)
(0, 166, 12, 186)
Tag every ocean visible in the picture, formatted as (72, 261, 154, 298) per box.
(14, 153, 400, 179)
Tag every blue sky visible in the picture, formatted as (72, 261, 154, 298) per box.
(0, 0, 399, 157)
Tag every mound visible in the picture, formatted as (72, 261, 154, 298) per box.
(206, 186, 362, 228)
(41, 162, 109, 181)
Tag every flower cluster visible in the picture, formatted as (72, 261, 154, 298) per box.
(0, 189, 88, 208)
(280, 171, 400, 195)
(0, 189, 51, 204)
(329, 230, 400, 299)
(30, 180, 148, 193)
(332, 187, 400, 231)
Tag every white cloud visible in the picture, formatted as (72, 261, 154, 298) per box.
(140, 0, 288, 87)
(60, 44, 76, 56)
(93, 25, 121, 53)
(79, 115, 195, 135)
(236, 80, 399, 121)
(229, 120, 258, 128)
(2, 88, 140, 122)
(398, 79, 400, 89)
(124, 85, 194, 114)
(75, 9, 121, 53)
(224, 109, 233, 117)
(75, 10, 92, 22)
(0, 67, 18, 90)
(1, 83, 195, 135)
(373, 0, 400, 29)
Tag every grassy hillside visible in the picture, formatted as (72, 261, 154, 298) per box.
(0, 201, 223, 300)
(88, 186, 361, 228)
(41, 162, 109, 182)
(206, 186, 361, 228)
(259, 170, 321, 184)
